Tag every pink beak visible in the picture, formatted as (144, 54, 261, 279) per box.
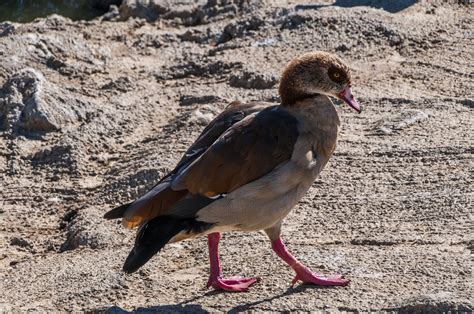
(338, 86, 362, 113)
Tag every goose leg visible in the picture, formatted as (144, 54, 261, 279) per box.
(206, 232, 258, 292)
(271, 237, 349, 286)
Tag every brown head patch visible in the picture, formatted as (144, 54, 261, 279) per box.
(279, 51, 353, 105)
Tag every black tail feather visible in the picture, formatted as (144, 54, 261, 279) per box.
(122, 216, 212, 274)
(104, 202, 132, 219)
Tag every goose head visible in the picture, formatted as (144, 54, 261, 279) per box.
(279, 51, 362, 113)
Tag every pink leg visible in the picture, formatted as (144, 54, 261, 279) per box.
(271, 237, 349, 287)
(206, 232, 258, 292)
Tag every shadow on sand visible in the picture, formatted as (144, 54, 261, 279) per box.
(295, 0, 418, 13)
(100, 284, 343, 313)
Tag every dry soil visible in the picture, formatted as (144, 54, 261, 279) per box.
(0, 0, 473, 312)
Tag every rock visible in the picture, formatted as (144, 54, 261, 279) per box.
(46, 56, 67, 71)
(101, 76, 135, 92)
(132, 33, 162, 48)
(0, 68, 89, 135)
(59, 209, 107, 251)
(46, 197, 61, 204)
(0, 22, 15, 37)
(218, 16, 266, 44)
(277, 13, 312, 30)
(229, 70, 278, 89)
(119, 0, 171, 22)
(251, 38, 277, 47)
(179, 29, 213, 44)
(179, 95, 222, 106)
(101, 5, 121, 21)
(31, 145, 76, 172)
(375, 25, 404, 46)
(169, 0, 265, 26)
(118, 0, 264, 25)
(60, 227, 100, 251)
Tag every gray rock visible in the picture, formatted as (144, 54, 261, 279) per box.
(101, 76, 135, 92)
(119, 0, 171, 22)
(218, 15, 266, 44)
(101, 4, 121, 21)
(229, 70, 278, 89)
(132, 33, 163, 48)
(375, 24, 405, 46)
(0, 68, 89, 135)
(179, 29, 213, 44)
(31, 145, 76, 172)
(251, 38, 277, 47)
(118, 0, 264, 25)
(277, 13, 312, 30)
(0, 22, 15, 37)
(170, 0, 265, 26)
(179, 95, 222, 106)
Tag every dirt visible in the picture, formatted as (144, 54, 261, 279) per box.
(0, 0, 473, 312)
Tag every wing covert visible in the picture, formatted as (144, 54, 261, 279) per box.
(171, 106, 299, 196)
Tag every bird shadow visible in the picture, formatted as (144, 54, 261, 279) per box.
(295, 0, 417, 13)
(99, 284, 341, 313)
(98, 292, 217, 313)
(228, 284, 341, 313)
(334, 0, 417, 13)
(100, 304, 206, 313)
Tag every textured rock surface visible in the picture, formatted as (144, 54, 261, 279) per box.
(0, 0, 473, 312)
(0, 68, 88, 134)
(119, 0, 171, 22)
(229, 70, 278, 89)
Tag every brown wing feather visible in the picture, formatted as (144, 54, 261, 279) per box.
(175, 101, 270, 170)
(111, 101, 271, 228)
(171, 106, 299, 196)
(122, 181, 188, 229)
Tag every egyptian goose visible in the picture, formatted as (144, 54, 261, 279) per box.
(105, 51, 362, 291)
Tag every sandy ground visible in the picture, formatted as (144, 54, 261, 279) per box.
(0, 0, 473, 312)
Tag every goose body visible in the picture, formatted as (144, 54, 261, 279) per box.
(193, 96, 340, 234)
(105, 51, 361, 291)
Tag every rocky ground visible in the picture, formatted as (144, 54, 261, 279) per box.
(0, 0, 473, 312)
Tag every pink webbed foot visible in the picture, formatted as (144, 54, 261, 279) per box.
(206, 233, 258, 292)
(291, 263, 349, 287)
(207, 276, 258, 292)
(271, 237, 350, 288)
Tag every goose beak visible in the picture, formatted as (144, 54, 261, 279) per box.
(338, 86, 362, 113)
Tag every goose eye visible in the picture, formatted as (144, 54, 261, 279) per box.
(328, 66, 345, 83)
